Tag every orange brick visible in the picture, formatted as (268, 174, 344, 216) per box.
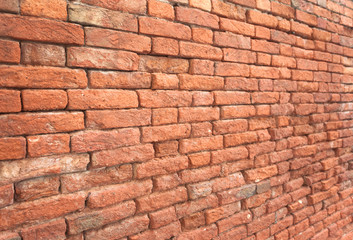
(148, 0, 174, 20)
(139, 17, 191, 40)
(21, 0, 67, 20)
(192, 27, 213, 44)
(176, 6, 219, 29)
(0, 39, 20, 64)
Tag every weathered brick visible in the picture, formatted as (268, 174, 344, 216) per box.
(81, 0, 146, 14)
(15, 176, 60, 201)
(91, 144, 154, 168)
(21, 0, 67, 20)
(0, 39, 20, 64)
(67, 47, 139, 70)
(85, 215, 149, 240)
(176, 6, 219, 29)
(71, 128, 140, 153)
(0, 192, 86, 230)
(180, 41, 222, 60)
(139, 17, 191, 40)
(0, 14, 83, 44)
(0, 66, 87, 89)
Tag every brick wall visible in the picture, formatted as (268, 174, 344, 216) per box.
(0, 0, 353, 239)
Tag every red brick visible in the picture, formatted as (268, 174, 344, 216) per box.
(81, 0, 146, 14)
(217, 184, 256, 205)
(177, 224, 218, 240)
(211, 0, 244, 20)
(151, 108, 177, 125)
(250, 66, 280, 78)
(153, 173, 181, 191)
(228, 0, 256, 8)
(21, 0, 66, 20)
(214, 31, 251, 49)
(71, 128, 140, 153)
(176, 6, 219, 29)
(213, 119, 248, 135)
(187, 181, 213, 200)
(15, 176, 59, 202)
(136, 155, 188, 178)
(225, 77, 258, 91)
(0, 0, 19, 13)
(221, 105, 256, 119)
(85, 27, 150, 54)
(212, 146, 249, 164)
(21, 219, 66, 240)
(152, 37, 178, 56)
(0, 154, 88, 186)
(66, 201, 135, 235)
(85, 215, 149, 240)
(220, 17, 255, 36)
(131, 221, 181, 240)
(193, 92, 214, 106)
(151, 73, 178, 89)
(192, 28, 213, 44)
(139, 55, 189, 73)
(0, 39, 20, 64)
(179, 74, 224, 90)
(0, 184, 14, 208)
(62, 165, 132, 193)
(91, 144, 154, 168)
(0, 231, 20, 240)
(0, 112, 84, 137)
(247, 10, 278, 28)
(138, 90, 192, 107)
(271, 1, 295, 19)
(180, 165, 221, 184)
(215, 62, 250, 77)
(0, 90, 20, 113)
(137, 186, 187, 212)
(142, 124, 190, 142)
(176, 194, 218, 218)
(272, 55, 296, 68)
(86, 109, 151, 129)
(21, 43, 65, 66)
(190, 0, 211, 11)
(139, 16, 191, 40)
(148, 0, 174, 20)
(180, 41, 222, 60)
(155, 141, 179, 157)
(149, 207, 177, 229)
(0, 192, 86, 230)
(179, 107, 219, 122)
(67, 47, 139, 70)
(0, 66, 87, 89)
(243, 190, 271, 208)
(313, 28, 331, 42)
(189, 59, 214, 75)
(223, 48, 256, 64)
(252, 39, 280, 54)
(180, 136, 223, 154)
(247, 213, 275, 234)
(69, 3, 137, 32)
(68, 89, 137, 110)
(205, 202, 241, 224)
(22, 90, 67, 111)
(88, 180, 152, 208)
(0, 14, 83, 44)
(27, 134, 69, 158)
(217, 211, 252, 233)
(291, 20, 313, 38)
(244, 165, 278, 182)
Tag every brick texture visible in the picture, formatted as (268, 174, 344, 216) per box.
(0, 0, 353, 239)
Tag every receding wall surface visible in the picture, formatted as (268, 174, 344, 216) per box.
(0, 0, 353, 239)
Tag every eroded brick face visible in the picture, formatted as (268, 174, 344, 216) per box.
(0, 0, 353, 239)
